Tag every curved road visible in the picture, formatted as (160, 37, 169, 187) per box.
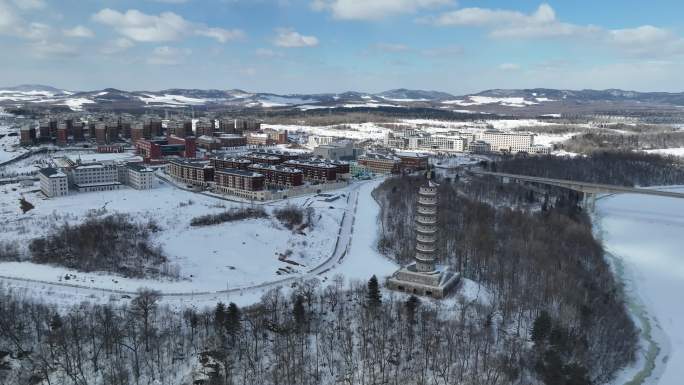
(0, 180, 367, 305)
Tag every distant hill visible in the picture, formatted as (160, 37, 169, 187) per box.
(0, 85, 683, 114)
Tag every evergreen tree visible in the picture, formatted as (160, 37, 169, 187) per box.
(531, 310, 552, 347)
(214, 302, 227, 332)
(405, 295, 420, 324)
(225, 302, 241, 343)
(293, 295, 306, 331)
(367, 275, 382, 309)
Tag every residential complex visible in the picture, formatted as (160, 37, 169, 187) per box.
(38, 168, 69, 197)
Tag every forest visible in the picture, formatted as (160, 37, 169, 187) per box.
(562, 131, 684, 153)
(1, 169, 645, 385)
(489, 151, 684, 187)
(24, 214, 170, 279)
(373, 174, 638, 385)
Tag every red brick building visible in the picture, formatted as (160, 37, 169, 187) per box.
(283, 159, 350, 182)
(248, 163, 304, 188)
(136, 136, 196, 162)
(398, 153, 429, 173)
(215, 168, 266, 199)
(210, 156, 252, 170)
(167, 159, 214, 187)
(358, 153, 401, 174)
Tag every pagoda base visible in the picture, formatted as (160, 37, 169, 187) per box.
(386, 263, 460, 299)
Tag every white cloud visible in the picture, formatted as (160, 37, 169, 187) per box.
(498, 63, 520, 71)
(273, 28, 318, 48)
(101, 38, 135, 55)
(431, 3, 599, 39)
(195, 27, 244, 43)
(147, 45, 191, 65)
(63, 25, 94, 38)
(312, 0, 453, 21)
(30, 40, 77, 57)
(255, 48, 283, 58)
(372, 43, 410, 52)
(92, 8, 244, 43)
(11, 0, 45, 10)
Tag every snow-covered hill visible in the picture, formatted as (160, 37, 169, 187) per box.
(1, 84, 683, 112)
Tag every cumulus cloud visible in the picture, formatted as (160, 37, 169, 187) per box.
(273, 28, 318, 48)
(63, 25, 94, 38)
(92, 8, 244, 43)
(101, 37, 135, 55)
(430, 3, 599, 39)
(428, 3, 684, 58)
(312, 0, 453, 21)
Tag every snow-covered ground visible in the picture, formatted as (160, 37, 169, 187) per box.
(0, 181, 346, 295)
(264, 122, 392, 143)
(0, 123, 27, 164)
(645, 148, 684, 157)
(597, 187, 684, 385)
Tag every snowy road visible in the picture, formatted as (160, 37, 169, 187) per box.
(598, 186, 684, 385)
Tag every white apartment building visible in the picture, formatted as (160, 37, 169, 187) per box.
(38, 168, 69, 197)
(125, 163, 155, 190)
(479, 130, 534, 153)
(69, 163, 122, 192)
(425, 136, 468, 152)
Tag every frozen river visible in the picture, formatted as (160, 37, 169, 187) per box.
(597, 187, 684, 385)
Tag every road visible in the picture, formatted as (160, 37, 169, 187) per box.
(0, 180, 367, 306)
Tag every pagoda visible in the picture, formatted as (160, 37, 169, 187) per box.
(386, 170, 460, 298)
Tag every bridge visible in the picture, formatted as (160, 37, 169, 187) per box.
(467, 170, 684, 209)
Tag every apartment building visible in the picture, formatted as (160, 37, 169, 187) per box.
(479, 130, 534, 153)
(248, 163, 304, 188)
(398, 153, 429, 173)
(358, 153, 401, 174)
(210, 156, 252, 170)
(38, 168, 69, 197)
(284, 159, 350, 182)
(214, 168, 266, 200)
(125, 163, 155, 190)
(167, 159, 214, 187)
(69, 163, 122, 192)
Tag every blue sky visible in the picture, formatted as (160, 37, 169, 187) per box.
(1, 0, 683, 93)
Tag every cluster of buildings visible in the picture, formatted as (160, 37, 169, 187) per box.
(165, 150, 351, 201)
(38, 157, 155, 197)
(383, 127, 551, 155)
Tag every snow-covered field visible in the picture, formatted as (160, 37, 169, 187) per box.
(645, 148, 684, 157)
(264, 122, 392, 143)
(0, 181, 346, 295)
(597, 187, 684, 385)
(0, 123, 27, 164)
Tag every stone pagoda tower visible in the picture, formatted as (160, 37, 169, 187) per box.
(387, 170, 460, 299)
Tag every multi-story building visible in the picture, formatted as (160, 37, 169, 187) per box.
(20, 125, 37, 146)
(358, 153, 401, 174)
(313, 140, 359, 161)
(479, 130, 534, 153)
(467, 140, 492, 154)
(398, 153, 429, 173)
(72, 122, 85, 141)
(124, 163, 155, 190)
(248, 163, 304, 188)
(424, 136, 468, 152)
(136, 136, 196, 162)
(284, 159, 350, 182)
(56, 123, 68, 145)
(246, 153, 283, 165)
(68, 162, 122, 192)
(218, 134, 247, 148)
(38, 168, 69, 197)
(214, 168, 266, 200)
(210, 156, 252, 170)
(167, 159, 214, 187)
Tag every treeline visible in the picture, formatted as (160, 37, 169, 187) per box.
(373, 175, 637, 384)
(4, 276, 520, 385)
(563, 131, 684, 153)
(490, 151, 684, 187)
(191, 207, 268, 227)
(25, 214, 170, 279)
